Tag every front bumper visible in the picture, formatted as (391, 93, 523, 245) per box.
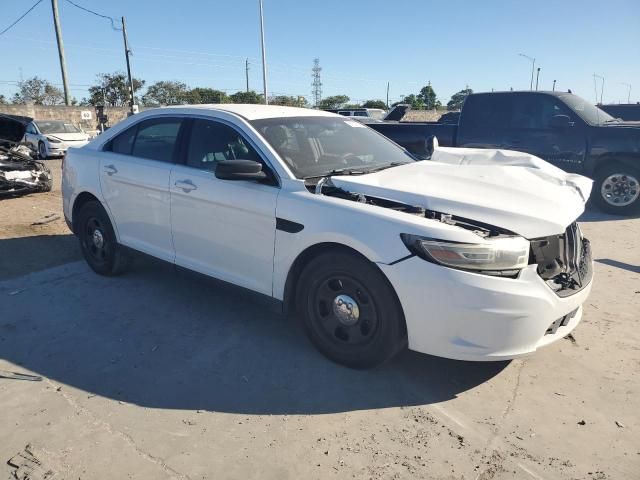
(379, 257, 593, 361)
(47, 141, 89, 156)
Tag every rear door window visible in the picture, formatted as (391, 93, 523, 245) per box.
(131, 119, 183, 162)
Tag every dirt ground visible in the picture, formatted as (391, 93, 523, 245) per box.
(0, 160, 638, 479)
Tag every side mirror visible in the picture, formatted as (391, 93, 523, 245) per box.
(215, 160, 267, 181)
(424, 135, 439, 157)
(550, 114, 573, 129)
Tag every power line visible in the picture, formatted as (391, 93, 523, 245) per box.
(0, 0, 44, 36)
(63, 0, 121, 30)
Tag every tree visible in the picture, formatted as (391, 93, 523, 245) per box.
(13, 77, 64, 105)
(447, 88, 473, 111)
(0, 94, 7, 105)
(188, 87, 228, 104)
(87, 72, 145, 107)
(317, 95, 350, 109)
(362, 99, 387, 109)
(269, 95, 308, 107)
(229, 90, 263, 104)
(142, 81, 190, 106)
(417, 82, 437, 109)
(393, 94, 423, 109)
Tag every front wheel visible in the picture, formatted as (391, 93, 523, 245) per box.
(38, 141, 48, 160)
(296, 251, 406, 369)
(593, 164, 640, 215)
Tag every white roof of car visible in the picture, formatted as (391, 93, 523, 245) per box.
(161, 104, 337, 120)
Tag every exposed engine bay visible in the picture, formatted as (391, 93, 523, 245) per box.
(0, 144, 53, 198)
(312, 181, 592, 296)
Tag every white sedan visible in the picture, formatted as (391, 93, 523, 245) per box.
(61, 105, 593, 368)
(23, 119, 90, 158)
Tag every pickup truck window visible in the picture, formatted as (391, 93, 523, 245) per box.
(252, 116, 413, 179)
(186, 119, 261, 171)
(512, 96, 569, 129)
(559, 95, 615, 125)
(463, 95, 513, 128)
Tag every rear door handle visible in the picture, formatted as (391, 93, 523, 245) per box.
(174, 179, 197, 192)
(104, 164, 118, 176)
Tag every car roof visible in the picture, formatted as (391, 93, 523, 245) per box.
(159, 104, 338, 120)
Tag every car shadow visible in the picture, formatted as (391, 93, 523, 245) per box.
(595, 258, 640, 274)
(0, 234, 81, 281)
(579, 207, 639, 222)
(0, 238, 508, 415)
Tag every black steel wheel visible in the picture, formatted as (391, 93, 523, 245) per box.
(297, 250, 406, 369)
(77, 201, 131, 276)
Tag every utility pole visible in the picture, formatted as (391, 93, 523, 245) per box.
(386, 81, 390, 109)
(621, 82, 631, 103)
(593, 74, 604, 104)
(552, 79, 556, 91)
(518, 53, 535, 91)
(51, 0, 71, 105)
(245, 58, 250, 93)
(258, 0, 268, 104)
(535, 67, 541, 91)
(121, 16, 135, 114)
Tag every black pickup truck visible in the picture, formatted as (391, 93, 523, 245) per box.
(369, 91, 640, 215)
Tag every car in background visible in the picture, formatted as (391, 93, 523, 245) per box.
(324, 108, 387, 120)
(369, 91, 640, 215)
(62, 104, 593, 368)
(23, 119, 91, 159)
(598, 103, 640, 122)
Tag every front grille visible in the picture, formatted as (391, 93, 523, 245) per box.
(530, 222, 593, 297)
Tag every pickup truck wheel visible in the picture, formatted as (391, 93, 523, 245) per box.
(297, 251, 406, 369)
(77, 201, 131, 276)
(593, 164, 640, 215)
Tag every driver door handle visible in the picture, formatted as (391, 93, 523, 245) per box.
(104, 164, 118, 176)
(175, 179, 197, 192)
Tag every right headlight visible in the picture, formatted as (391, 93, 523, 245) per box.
(400, 234, 530, 276)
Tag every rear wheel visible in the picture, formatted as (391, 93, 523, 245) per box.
(296, 251, 406, 369)
(593, 164, 640, 215)
(77, 201, 131, 276)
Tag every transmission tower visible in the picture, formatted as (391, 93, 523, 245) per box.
(312, 58, 322, 107)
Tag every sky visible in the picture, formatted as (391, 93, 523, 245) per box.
(1, 0, 639, 105)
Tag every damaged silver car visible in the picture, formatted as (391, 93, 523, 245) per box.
(0, 114, 53, 198)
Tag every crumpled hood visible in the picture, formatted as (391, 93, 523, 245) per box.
(330, 147, 593, 238)
(47, 132, 89, 142)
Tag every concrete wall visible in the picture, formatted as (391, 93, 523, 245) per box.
(0, 105, 132, 134)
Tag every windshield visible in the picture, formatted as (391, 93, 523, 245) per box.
(559, 95, 615, 125)
(251, 116, 414, 179)
(36, 120, 81, 134)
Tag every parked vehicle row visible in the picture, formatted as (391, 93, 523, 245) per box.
(369, 91, 640, 215)
(62, 105, 593, 368)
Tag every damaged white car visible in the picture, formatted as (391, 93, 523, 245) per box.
(62, 105, 593, 368)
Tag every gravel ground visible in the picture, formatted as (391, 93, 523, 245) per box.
(0, 159, 638, 479)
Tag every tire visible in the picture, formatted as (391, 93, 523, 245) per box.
(38, 141, 48, 160)
(296, 251, 406, 369)
(77, 201, 132, 276)
(592, 164, 640, 215)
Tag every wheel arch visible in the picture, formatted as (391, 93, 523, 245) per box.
(588, 153, 640, 177)
(281, 242, 406, 332)
(71, 191, 103, 234)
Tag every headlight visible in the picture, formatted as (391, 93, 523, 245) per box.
(400, 234, 530, 276)
(46, 136, 62, 143)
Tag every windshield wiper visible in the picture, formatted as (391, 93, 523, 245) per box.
(326, 167, 367, 176)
